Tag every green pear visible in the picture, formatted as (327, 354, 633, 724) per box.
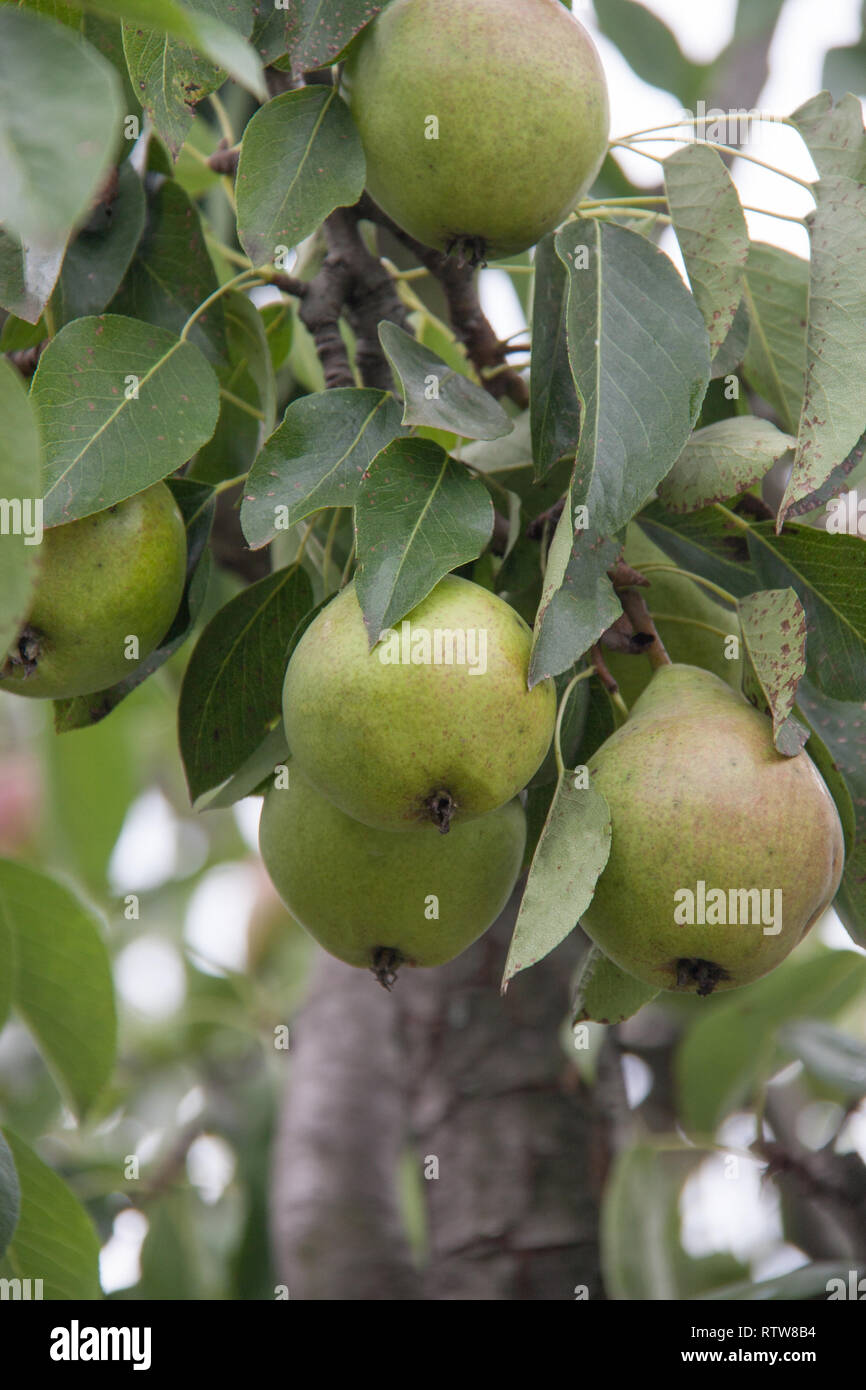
(282, 575, 556, 832)
(604, 525, 742, 707)
(258, 765, 526, 981)
(580, 665, 845, 995)
(0, 483, 186, 700)
(343, 0, 609, 261)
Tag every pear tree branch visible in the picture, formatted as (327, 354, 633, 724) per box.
(356, 193, 530, 408)
(615, 582, 672, 670)
(269, 205, 412, 391)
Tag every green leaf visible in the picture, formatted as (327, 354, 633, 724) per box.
(43, 689, 140, 889)
(354, 438, 494, 641)
(658, 418, 795, 514)
(789, 92, 866, 183)
(502, 774, 611, 984)
(236, 87, 366, 268)
(172, 112, 221, 198)
(795, 706, 857, 859)
(779, 177, 866, 522)
(709, 297, 751, 380)
(531, 498, 621, 687)
(593, 0, 705, 104)
(600, 1144, 694, 1301)
(747, 521, 866, 702)
(0, 310, 46, 354)
(558, 219, 711, 532)
(459, 412, 574, 521)
(50, 160, 146, 326)
(291, 0, 385, 73)
(531, 219, 710, 683)
(675, 949, 866, 1134)
(0, 360, 42, 662)
(742, 242, 809, 435)
(379, 321, 512, 441)
(76, 0, 266, 100)
(637, 500, 758, 599)
(0, 227, 65, 324)
(0, 1133, 19, 1260)
(823, 41, 866, 101)
(241, 388, 405, 547)
(122, 0, 255, 156)
(31, 314, 220, 526)
(572, 945, 658, 1025)
(738, 588, 808, 753)
(779, 1019, 866, 1099)
(108, 178, 225, 363)
(0, 859, 116, 1117)
(191, 290, 277, 482)
(0, 1129, 101, 1299)
(786, 426, 866, 520)
(260, 300, 293, 371)
(198, 722, 289, 811)
(250, 5, 299, 66)
(730, 0, 787, 45)
(52, 475, 215, 729)
(223, 291, 276, 437)
(796, 676, 866, 948)
(179, 565, 313, 805)
(665, 145, 749, 358)
(698, 1262, 860, 1301)
(0, 8, 123, 247)
(530, 233, 580, 479)
(133, 1192, 201, 1298)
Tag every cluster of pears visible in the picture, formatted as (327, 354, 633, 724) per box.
(0, 484, 187, 700)
(343, 0, 610, 261)
(581, 664, 845, 996)
(259, 575, 557, 983)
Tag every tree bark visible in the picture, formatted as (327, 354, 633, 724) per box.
(269, 949, 421, 1300)
(270, 890, 604, 1300)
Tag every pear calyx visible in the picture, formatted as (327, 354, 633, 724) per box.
(371, 947, 405, 990)
(675, 958, 731, 996)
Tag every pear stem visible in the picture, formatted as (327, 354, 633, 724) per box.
(618, 586, 672, 671)
(610, 138, 816, 195)
(589, 645, 631, 721)
(553, 667, 597, 779)
(648, 612, 733, 641)
(610, 690, 630, 719)
(633, 563, 738, 608)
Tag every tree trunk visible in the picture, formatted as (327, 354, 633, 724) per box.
(270, 890, 605, 1300)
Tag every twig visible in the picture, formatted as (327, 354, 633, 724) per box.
(208, 140, 240, 175)
(618, 585, 672, 669)
(6, 340, 48, 379)
(269, 206, 412, 390)
(357, 193, 529, 407)
(590, 643, 620, 694)
(599, 611, 654, 655)
(526, 498, 565, 539)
